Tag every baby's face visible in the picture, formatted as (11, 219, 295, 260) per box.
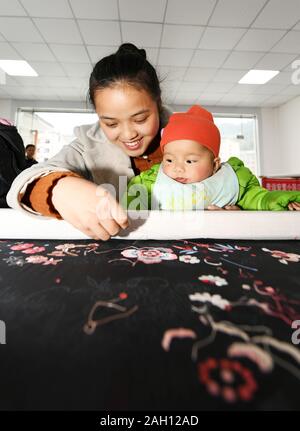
(162, 140, 218, 184)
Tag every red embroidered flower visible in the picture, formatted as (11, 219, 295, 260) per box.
(198, 358, 257, 403)
(22, 246, 46, 254)
(10, 243, 34, 250)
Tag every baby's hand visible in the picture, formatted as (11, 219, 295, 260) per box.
(288, 202, 300, 210)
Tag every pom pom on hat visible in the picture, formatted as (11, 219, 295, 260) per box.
(160, 105, 220, 157)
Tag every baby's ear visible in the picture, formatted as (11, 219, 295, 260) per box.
(213, 157, 221, 173)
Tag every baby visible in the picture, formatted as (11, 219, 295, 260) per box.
(125, 105, 300, 211)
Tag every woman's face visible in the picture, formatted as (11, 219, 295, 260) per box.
(94, 83, 160, 157)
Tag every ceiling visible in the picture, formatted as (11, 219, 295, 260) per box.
(0, 0, 300, 107)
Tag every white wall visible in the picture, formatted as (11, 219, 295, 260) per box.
(260, 107, 281, 176)
(261, 96, 300, 176)
(0, 99, 13, 122)
(278, 96, 300, 175)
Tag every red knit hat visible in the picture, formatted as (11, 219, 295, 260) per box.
(160, 105, 220, 157)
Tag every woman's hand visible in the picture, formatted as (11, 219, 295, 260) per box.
(288, 202, 300, 210)
(52, 176, 128, 240)
(207, 205, 241, 210)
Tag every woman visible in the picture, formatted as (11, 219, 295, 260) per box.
(7, 43, 237, 240)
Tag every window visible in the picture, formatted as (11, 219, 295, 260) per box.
(16, 108, 259, 176)
(214, 115, 259, 176)
(16, 109, 98, 162)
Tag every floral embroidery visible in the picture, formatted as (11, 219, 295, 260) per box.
(121, 247, 177, 264)
(25, 255, 49, 264)
(198, 358, 257, 403)
(189, 292, 230, 310)
(10, 243, 34, 251)
(262, 248, 300, 264)
(2, 256, 26, 266)
(22, 246, 46, 254)
(179, 255, 200, 264)
(3, 241, 100, 266)
(198, 274, 228, 286)
(55, 243, 77, 250)
(1, 237, 300, 408)
(25, 255, 62, 265)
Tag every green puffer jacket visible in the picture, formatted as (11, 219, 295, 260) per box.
(124, 157, 300, 210)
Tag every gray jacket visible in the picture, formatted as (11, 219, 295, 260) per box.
(7, 109, 171, 216)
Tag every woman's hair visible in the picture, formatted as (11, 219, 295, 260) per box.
(89, 43, 161, 110)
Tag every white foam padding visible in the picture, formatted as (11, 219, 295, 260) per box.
(0, 208, 299, 240)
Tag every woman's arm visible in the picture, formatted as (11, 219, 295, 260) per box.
(7, 138, 89, 215)
(21, 171, 82, 218)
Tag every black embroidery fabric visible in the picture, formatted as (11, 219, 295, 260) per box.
(0, 238, 299, 410)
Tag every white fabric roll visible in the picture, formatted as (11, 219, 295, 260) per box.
(0, 208, 299, 240)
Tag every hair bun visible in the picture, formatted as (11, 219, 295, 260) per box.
(116, 43, 146, 59)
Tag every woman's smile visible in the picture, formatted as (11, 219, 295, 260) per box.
(122, 138, 143, 152)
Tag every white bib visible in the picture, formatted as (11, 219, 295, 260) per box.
(151, 163, 239, 210)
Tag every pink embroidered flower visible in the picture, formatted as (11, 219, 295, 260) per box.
(25, 255, 49, 264)
(179, 255, 200, 264)
(55, 243, 76, 250)
(22, 246, 45, 254)
(262, 248, 300, 264)
(198, 275, 228, 286)
(10, 243, 34, 251)
(198, 358, 257, 403)
(121, 247, 177, 264)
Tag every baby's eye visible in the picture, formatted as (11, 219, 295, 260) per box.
(186, 159, 197, 164)
(165, 159, 173, 163)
